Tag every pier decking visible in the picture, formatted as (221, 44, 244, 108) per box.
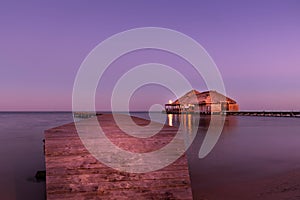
(45, 114, 193, 200)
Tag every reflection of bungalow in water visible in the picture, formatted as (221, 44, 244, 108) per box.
(165, 90, 239, 114)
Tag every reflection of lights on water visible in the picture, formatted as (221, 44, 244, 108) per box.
(181, 114, 185, 127)
(187, 114, 192, 133)
(168, 114, 173, 126)
(167, 114, 196, 144)
(180, 114, 194, 143)
(167, 113, 194, 133)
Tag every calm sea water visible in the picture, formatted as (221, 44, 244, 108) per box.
(131, 112, 300, 198)
(0, 112, 74, 200)
(0, 112, 299, 199)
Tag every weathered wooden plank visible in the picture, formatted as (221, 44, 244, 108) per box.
(45, 114, 193, 200)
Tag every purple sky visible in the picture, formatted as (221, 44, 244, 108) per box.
(0, 0, 300, 111)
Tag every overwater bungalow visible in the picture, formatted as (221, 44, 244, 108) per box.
(165, 90, 239, 114)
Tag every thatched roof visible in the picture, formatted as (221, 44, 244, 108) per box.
(172, 90, 237, 105)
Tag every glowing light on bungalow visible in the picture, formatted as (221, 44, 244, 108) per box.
(168, 100, 173, 104)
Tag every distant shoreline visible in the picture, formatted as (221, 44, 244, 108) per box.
(0, 111, 299, 118)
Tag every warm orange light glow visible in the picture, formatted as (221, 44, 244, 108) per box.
(168, 114, 173, 126)
(168, 100, 173, 104)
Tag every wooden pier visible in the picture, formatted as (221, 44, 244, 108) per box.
(45, 114, 193, 200)
(225, 111, 300, 117)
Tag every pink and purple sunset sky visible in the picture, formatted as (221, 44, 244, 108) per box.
(0, 0, 299, 111)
